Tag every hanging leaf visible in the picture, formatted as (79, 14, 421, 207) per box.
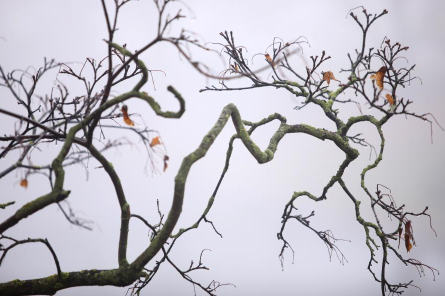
(398, 227, 403, 248)
(405, 233, 413, 252)
(404, 220, 413, 252)
(123, 117, 134, 126)
(385, 94, 395, 106)
(405, 220, 412, 236)
(121, 105, 135, 126)
(150, 136, 161, 147)
(370, 66, 387, 90)
(19, 178, 28, 189)
(163, 155, 169, 172)
(322, 71, 340, 86)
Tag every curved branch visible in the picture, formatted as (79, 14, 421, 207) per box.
(0, 237, 62, 279)
(131, 103, 359, 273)
(88, 145, 130, 267)
(172, 113, 287, 238)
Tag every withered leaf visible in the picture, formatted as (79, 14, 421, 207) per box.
(405, 220, 412, 236)
(265, 53, 273, 64)
(323, 71, 340, 86)
(150, 136, 161, 147)
(123, 117, 134, 126)
(370, 66, 387, 90)
(163, 155, 169, 172)
(405, 232, 413, 252)
(385, 94, 395, 106)
(20, 178, 28, 189)
(121, 105, 134, 126)
(404, 220, 413, 253)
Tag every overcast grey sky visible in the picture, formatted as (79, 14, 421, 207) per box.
(1, 0, 444, 295)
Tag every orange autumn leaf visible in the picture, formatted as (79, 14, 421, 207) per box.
(265, 53, 273, 63)
(163, 155, 169, 172)
(123, 117, 134, 126)
(150, 136, 161, 147)
(121, 105, 134, 126)
(405, 220, 412, 236)
(405, 233, 413, 252)
(385, 94, 395, 106)
(20, 178, 28, 189)
(404, 220, 413, 252)
(370, 66, 387, 90)
(322, 71, 340, 86)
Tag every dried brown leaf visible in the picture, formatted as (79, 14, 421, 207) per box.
(405, 232, 413, 252)
(322, 71, 340, 86)
(163, 155, 169, 172)
(385, 94, 395, 105)
(405, 220, 412, 236)
(19, 178, 28, 189)
(404, 220, 413, 252)
(121, 105, 134, 126)
(370, 66, 387, 90)
(150, 136, 161, 147)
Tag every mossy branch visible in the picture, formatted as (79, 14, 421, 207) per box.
(0, 202, 15, 210)
(0, 190, 71, 234)
(88, 145, 130, 267)
(171, 113, 287, 238)
(131, 103, 360, 272)
(0, 267, 142, 296)
(170, 108, 359, 244)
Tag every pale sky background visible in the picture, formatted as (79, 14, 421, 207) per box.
(0, 1, 444, 296)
